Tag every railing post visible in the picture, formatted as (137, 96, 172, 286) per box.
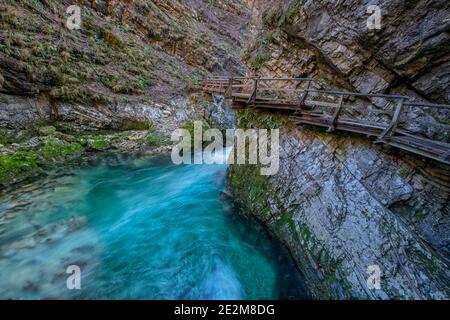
(247, 77, 258, 107)
(378, 98, 405, 141)
(295, 80, 312, 115)
(225, 77, 233, 98)
(327, 95, 344, 132)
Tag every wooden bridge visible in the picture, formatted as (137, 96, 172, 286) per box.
(201, 77, 450, 166)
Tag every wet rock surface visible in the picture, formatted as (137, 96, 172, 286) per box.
(207, 96, 236, 130)
(228, 124, 450, 299)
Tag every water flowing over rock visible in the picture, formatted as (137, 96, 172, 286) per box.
(207, 96, 236, 130)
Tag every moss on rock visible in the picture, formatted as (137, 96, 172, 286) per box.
(237, 110, 288, 129)
(0, 129, 17, 146)
(86, 136, 111, 151)
(38, 125, 56, 136)
(0, 150, 39, 184)
(40, 138, 84, 162)
(227, 162, 354, 299)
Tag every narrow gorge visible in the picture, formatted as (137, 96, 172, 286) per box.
(0, 0, 449, 300)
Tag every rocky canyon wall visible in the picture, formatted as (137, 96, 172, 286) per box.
(0, 0, 250, 129)
(227, 124, 449, 299)
(0, 0, 250, 186)
(226, 0, 450, 299)
(244, 0, 450, 140)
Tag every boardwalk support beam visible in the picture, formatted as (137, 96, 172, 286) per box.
(247, 78, 258, 107)
(377, 98, 405, 142)
(327, 95, 345, 133)
(225, 78, 234, 99)
(295, 80, 312, 116)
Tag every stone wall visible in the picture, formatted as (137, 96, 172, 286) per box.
(245, 0, 450, 140)
(228, 122, 450, 299)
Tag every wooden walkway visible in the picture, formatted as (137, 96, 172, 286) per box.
(201, 77, 450, 166)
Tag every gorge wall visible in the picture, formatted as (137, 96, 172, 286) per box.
(227, 124, 449, 299)
(0, 0, 250, 185)
(1, 0, 449, 300)
(226, 0, 450, 299)
(0, 0, 251, 128)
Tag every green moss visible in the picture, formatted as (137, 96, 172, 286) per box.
(121, 120, 154, 131)
(143, 132, 162, 147)
(289, 220, 301, 243)
(38, 125, 56, 136)
(40, 139, 84, 161)
(182, 119, 211, 149)
(0, 1, 158, 104)
(228, 163, 356, 298)
(0, 129, 39, 145)
(237, 110, 287, 129)
(227, 164, 275, 222)
(87, 137, 111, 151)
(0, 129, 16, 146)
(276, 212, 291, 227)
(183, 119, 211, 135)
(0, 150, 39, 184)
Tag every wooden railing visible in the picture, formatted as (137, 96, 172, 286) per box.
(201, 77, 450, 166)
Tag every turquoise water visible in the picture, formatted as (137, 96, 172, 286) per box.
(0, 153, 307, 300)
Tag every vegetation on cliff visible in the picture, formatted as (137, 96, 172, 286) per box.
(0, 0, 249, 103)
(0, 124, 166, 185)
(0, 0, 249, 185)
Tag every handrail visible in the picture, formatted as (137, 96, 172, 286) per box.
(201, 76, 450, 165)
(202, 77, 450, 109)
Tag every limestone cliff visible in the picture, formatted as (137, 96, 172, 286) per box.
(244, 0, 449, 140)
(225, 0, 450, 299)
(0, 0, 249, 185)
(1, 0, 250, 103)
(227, 123, 449, 299)
(1, 0, 449, 300)
(0, 0, 250, 129)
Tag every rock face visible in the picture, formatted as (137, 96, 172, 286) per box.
(207, 96, 236, 130)
(227, 0, 450, 300)
(0, 94, 51, 129)
(0, 92, 202, 136)
(0, 0, 249, 102)
(228, 124, 450, 299)
(250, 0, 449, 102)
(245, 0, 450, 140)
